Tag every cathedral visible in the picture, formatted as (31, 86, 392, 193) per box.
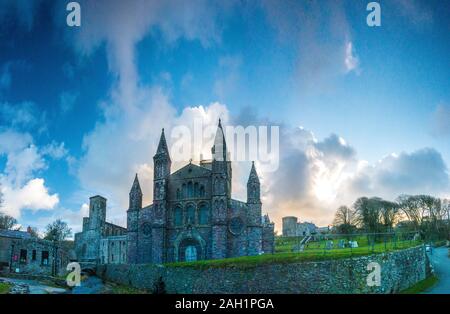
(75, 121, 275, 264)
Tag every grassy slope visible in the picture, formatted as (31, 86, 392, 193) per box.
(165, 240, 423, 269)
(400, 275, 439, 294)
(109, 283, 148, 294)
(0, 282, 12, 294)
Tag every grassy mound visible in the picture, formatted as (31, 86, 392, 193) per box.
(165, 241, 422, 269)
(400, 275, 438, 294)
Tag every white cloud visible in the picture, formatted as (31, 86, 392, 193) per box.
(344, 41, 360, 74)
(340, 148, 450, 200)
(229, 108, 450, 230)
(1, 178, 59, 217)
(0, 130, 61, 218)
(0, 101, 47, 133)
(41, 141, 68, 160)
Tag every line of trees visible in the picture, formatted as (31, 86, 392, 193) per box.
(333, 195, 450, 241)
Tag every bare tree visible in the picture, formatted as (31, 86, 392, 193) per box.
(379, 200, 400, 232)
(332, 205, 356, 234)
(398, 194, 447, 240)
(0, 212, 19, 230)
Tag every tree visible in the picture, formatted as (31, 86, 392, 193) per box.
(378, 200, 400, 232)
(44, 219, 72, 242)
(332, 206, 356, 234)
(0, 183, 19, 230)
(353, 197, 383, 234)
(398, 194, 447, 240)
(0, 212, 19, 230)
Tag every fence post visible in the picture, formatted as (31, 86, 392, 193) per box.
(350, 234, 353, 257)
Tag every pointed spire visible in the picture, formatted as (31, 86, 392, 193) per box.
(129, 173, 142, 211)
(248, 161, 260, 184)
(212, 119, 227, 161)
(130, 173, 142, 195)
(155, 128, 170, 158)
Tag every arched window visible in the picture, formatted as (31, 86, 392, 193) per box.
(176, 188, 181, 200)
(187, 182, 194, 198)
(194, 182, 199, 197)
(199, 185, 205, 197)
(199, 203, 210, 225)
(186, 203, 196, 225)
(182, 184, 187, 198)
(174, 206, 183, 226)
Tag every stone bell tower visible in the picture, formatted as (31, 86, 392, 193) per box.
(246, 162, 262, 255)
(152, 128, 171, 263)
(127, 174, 142, 264)
(211, 120, 231, 259)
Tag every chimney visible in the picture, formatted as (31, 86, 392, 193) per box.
(27, 226, 32, 234)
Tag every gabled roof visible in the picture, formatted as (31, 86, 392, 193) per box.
(170, 162, 212, 179)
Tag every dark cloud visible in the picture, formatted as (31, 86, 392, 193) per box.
(341, 148, 450, 202)
(314, 134, 356, 161)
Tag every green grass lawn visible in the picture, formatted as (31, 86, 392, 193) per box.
(400, 275, 439, 294)
(109, 283, 148, 294)
(276, 235, 419, 254)
(0, 282, 12, 294)
(165, 240, 423, 269)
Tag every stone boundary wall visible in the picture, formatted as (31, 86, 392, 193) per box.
(97, 245, 427, 294)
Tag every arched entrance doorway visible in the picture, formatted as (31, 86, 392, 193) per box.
(179, 238, 202, 262)
(173, 229, 206, 262)
(185, 245, 197, 262)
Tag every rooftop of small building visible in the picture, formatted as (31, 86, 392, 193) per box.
(0, 229, 33, 239)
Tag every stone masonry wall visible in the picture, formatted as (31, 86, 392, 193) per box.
(97, 245, 427, 294)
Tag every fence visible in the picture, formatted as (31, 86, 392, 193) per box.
(275, 231, 423, 257)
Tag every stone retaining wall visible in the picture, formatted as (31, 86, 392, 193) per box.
(97, 245, 427, 294)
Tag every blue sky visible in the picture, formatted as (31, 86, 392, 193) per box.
(0, 0, 449, 233)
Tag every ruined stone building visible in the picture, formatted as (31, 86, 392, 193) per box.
(0, 229, 70, 276)
(75, 121, 275, 264)
(282, 216, 318, 237)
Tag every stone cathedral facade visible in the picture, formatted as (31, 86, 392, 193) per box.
(128, 121, 275, 263)
(75, 121, 275, 264)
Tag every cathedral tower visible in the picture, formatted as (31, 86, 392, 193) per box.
(89, 195, 106, 230)
(211, 120, 231, 259)
(152, 128, 171, 263)
(127, 174, 142, 264)
(246, 162, 262, 255)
